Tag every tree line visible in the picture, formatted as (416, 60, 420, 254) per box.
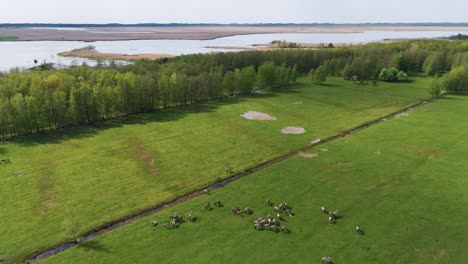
(1, 38, 468, 139)
(0, 61, 297, 139)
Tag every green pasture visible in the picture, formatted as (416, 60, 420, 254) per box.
(0, 77, 431, 262)
(43, 91, 468, 264)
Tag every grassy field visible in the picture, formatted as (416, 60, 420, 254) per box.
(0, 77, 432, 262)
(0, 36, 17, 41)
(41, 91, 468, 264)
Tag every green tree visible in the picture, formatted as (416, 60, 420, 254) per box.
(309, 68, 316, 82)
(314, 65, 327, 85)
(223, 70, 236, 96)
(429, 77, 442, 98)
(423, 52, 446, 76)
(256, 62, 277, 88)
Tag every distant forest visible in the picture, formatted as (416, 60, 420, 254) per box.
(1, 23, 468, 28)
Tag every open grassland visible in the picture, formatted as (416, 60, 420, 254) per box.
(0, 77, 431, 262)
(42, 91, 468, 264)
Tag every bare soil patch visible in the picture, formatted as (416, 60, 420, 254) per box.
(395, 113, 409, 117)
(241, 111, 277, 120)
(311, 138, 321, 144)
(281, 126, 305, 134)
(298, 151, 318, 158)
(126, 138, 160, 175)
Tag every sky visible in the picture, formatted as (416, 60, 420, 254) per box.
(2, 0, 467, 24)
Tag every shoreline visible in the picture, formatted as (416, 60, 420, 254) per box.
(59, 48, 174, 61)
(58, 37, 431, 62)
(1, 26, 468, 42)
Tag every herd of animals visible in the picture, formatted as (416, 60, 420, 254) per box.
(150, 197, 364, 263)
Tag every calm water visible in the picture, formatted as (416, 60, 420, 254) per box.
(1, 31, 467, 71)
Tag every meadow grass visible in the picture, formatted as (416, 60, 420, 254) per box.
(0, 77, 431, 261)
(42, 91, 468, 264)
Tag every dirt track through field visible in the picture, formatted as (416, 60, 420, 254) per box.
(26, 96, 442, 263)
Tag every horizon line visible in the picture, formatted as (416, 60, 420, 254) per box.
(1, 22, 468, 27)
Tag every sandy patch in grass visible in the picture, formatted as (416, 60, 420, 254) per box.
(395, 113, 409, 117)
(281, 126, 305, 134)
(241, 111, 277, 120)
(311, 138, 321, 144)
(298, 151, 318, 158)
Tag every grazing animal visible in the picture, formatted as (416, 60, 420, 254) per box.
(328, 210, 339, 219)
(271, 218, 277, 225)
(0, 158, 11, 165)
(321, 256, 332, 264)
(332, 210, 339, 217)
(214, 200, 223, 207)
(356, 225, 363, 234)
(232, 207, 240, 214)
(243, 207, 253, 215)
(266, 198, 273, 206)
(188, 211, 195, 222)
(170, 213, 182, 223)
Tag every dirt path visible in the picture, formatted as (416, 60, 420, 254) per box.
(26, 96, 441, 263)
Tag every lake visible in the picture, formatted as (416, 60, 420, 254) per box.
(1, 30, 467, 71)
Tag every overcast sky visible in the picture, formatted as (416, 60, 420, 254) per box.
(2, 0, 467, 24)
